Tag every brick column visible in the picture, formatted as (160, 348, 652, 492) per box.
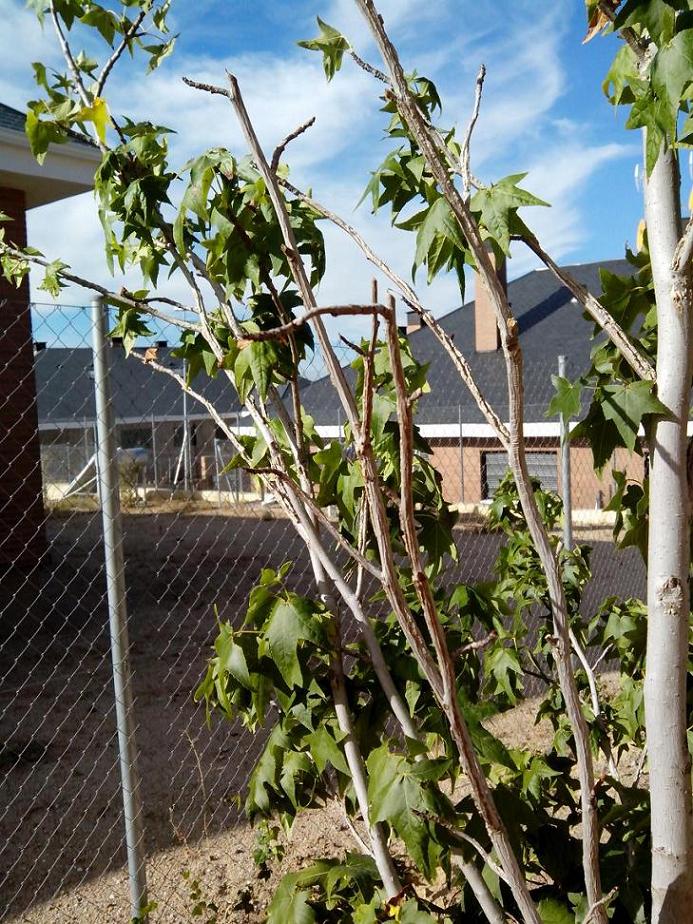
(0, 186, 46, 566)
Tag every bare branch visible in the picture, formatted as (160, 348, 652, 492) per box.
(248, 467, 384, 582)
(224, 71, 361, 430)
(383, 295, 539, 922)
(584, 888, 619, 924)
(49, 0, 91, 110)
(357, 2, 607, 919)
(278, 178, 510, 445)
(596, 1, 653, 67)
(517, 233, 656, 382)
(673, 215, 693, 275)
(182, 76, 229, 97)
(0, 242, 201, 332)
(236, 303, 388, 344)
(460, 64, 486, 197)
(270, 116, 316, 173)
(451, 632, 497, 660)
(95, 7, 148, 98)
(347, 48, 390, 84)
(569, 627, 619, 780)
(451, 836, 509, 887)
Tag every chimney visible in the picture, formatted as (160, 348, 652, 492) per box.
(474, 248, 506, 352)
(156, 339, 168, 348)
(33, 341, 46, 353)
(110, 336, 124, 348)
(406, 310, 423, 335)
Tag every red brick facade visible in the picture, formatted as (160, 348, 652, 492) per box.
(430, 438, 646, 508)
(0, 186, 46, 566)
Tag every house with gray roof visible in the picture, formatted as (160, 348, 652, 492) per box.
(299, 259, 644, 509)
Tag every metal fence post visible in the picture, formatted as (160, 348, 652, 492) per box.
(151, 413, 159, 492)
(558, 354, 573, 550)
(91, 297, 148, 919)
(458, 404, 464, 504)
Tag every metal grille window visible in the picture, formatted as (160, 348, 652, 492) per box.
(482, 450, 558, 499)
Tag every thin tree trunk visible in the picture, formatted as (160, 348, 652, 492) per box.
(643, 143, 693, 923)
(353, 4, 605, 917)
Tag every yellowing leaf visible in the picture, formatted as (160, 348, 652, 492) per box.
(77, 97, 109, 144)
(636, 218, 646, 253)
(583, 8, 610, 43)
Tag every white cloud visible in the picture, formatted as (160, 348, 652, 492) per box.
(108, 51, 375, 173)
(507, 140, 638, 277)
(4, 0, 636, 344)
(0, 0, 59, 104)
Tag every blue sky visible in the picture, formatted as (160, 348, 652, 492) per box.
(1, 0, 656, 343)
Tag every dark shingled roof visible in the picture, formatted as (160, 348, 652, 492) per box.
(35, 346, 242, 428)
(0, 102, 27, 133)
(32, 260, 632, 430)
(300, 259, 633, 426)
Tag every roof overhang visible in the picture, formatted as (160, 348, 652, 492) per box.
(0, 126, 100, 208)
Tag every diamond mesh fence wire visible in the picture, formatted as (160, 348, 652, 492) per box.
(0, 301, 646, 922)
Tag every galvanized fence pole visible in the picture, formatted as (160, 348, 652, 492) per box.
(458, 404, 464, 504)
(558, 354, 573, 550)
(151, 413, 159, 492)
(91, 297, 148, 919)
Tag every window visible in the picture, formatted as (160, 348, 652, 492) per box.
(482, 450, 558, 499)
(120, 427, 151, 449)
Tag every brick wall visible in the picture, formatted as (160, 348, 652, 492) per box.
(0, 186, 46, 566)
(429, 436, 646, 509)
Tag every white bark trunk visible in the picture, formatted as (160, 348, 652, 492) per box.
(644, 144, 693, 923)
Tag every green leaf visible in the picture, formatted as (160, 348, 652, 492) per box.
(298, 17, 349, 81)
(614, 0, 678, 45)
(214, 623, 252, 690)
(408, 197, 466, 282)
(144, 37, 177, 73)
(471, 174, 548, 254)
(246, 724, 293, 815)
(38, 258, 68, 297)
(267, 883, 315, 924)
(25, 109, 66, 164)
(280, 750, 311, 808)
(537, 897, 574, 924)
(109, 307, 154, 356)
(399, 901, 439, 923)
(265, 596, 325, 687)
(571, 402, 623, 471)
(652, 28, 693, 115)
(304, 725, 349, 775)
(603, 44, 641, 106)
(367, 745, 443, 878)
(601, 379, 668, 449)
(370, 392, 395, 443)
(484, 644, 523, 702)
(547, 375, 582, 425)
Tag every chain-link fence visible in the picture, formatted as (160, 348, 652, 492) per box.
(0, 300, 646, 923)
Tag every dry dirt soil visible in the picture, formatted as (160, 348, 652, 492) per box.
(0, 507, 645, 923)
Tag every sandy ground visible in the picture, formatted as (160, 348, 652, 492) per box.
(0, 507, 645, 922)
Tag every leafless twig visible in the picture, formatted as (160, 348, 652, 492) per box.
(95, 7, 148, 97)
(347, 48, 390, 84)
(270, 116, 316, 173)
(235, 304, 388, 343)
(517, 233, 655, 382)
(460, 64, 486, 196)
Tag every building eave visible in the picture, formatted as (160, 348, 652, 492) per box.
(0, 126, 100, 208)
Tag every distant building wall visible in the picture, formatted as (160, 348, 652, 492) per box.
(429, 436, 646, 509)
(0, 186, 46, 566)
